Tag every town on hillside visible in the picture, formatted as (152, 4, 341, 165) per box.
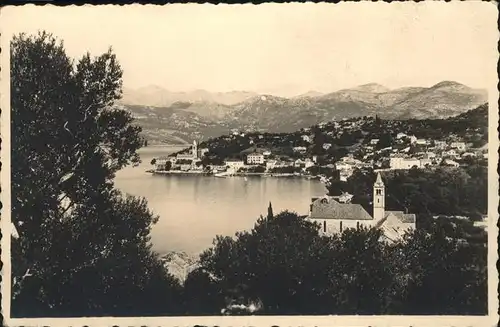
(150, 104, 488, 182)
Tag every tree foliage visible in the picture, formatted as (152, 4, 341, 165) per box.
(188, 211, 487, 315)
(327, 165, 487, 221)
(11, 32, 180, 317)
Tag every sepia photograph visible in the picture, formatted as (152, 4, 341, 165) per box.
(0, 2, 498, 326)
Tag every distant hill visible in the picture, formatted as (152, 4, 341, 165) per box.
(197, 103, 489, 164)
(339, 83, 391, 94)
(121, 86, 257, 107)
(393, 81, 488, 119)
(121, 81, 487, 144)
(294, 91, 324, 98)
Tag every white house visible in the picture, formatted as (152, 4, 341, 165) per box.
(450, 142, 467, 152)
(441, 159, 460, 167)
(323, 143, 332, 150)
(176, 153, 195, 160)
(294, 159, 306, 167)
(266, 160, 278, 169)
(247, 153, 265, 165)
(293, 146, 307, 153)
(434, 141, 447, 149)
(304, 158, 315, 169)
(370, 139, 380, 145)
(263, 150, 272, 157)
(416, 139, 427, 146)
(425, 151, 437, 159)
(308, 173, 415, 242)
(396, 132, 407, 139)
(444, 149, 458, 157)
(336, 161, 353, 171)
(154, 157, 171, 170)
(210, 165, 227, 172)
(420, 158, 433, 167)
(409, 136, 418, 144)
(339, 170, 353, 181)
(225, 159, 245, 169)
(302, 135, 312, 143)
(390, 157, 422, 170)
(180, 164, 191, 171)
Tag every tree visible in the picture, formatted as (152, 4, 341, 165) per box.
(11, 32, 180, 317)
(389, 227, 487, 314)
(267, 202, 274, 219)
(311, 126, 326, 155)
(197, 211, 339, 314)
(164, 161, 172, 171)
(377, 133, 394, 149)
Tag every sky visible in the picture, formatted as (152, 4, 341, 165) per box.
(2, 3, 498, 97)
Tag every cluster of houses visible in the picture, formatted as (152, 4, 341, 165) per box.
(153, 142, 321, 174)
(223, 151, 316, 173)
(154, 140, 209, 172)
(153, 123, 487, 177)
(381, 134, 486, 170)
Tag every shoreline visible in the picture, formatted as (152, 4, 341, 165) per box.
(147, 170, 320, 179)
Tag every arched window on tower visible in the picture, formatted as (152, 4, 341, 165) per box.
(323, 220, 326, 233)
(340, 221, 343, 232)
(376, 189, 382, 195)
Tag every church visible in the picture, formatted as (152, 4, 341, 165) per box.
(307, 173, 416, 243)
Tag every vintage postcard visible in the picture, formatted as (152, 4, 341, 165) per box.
(0, 2, 498, 326)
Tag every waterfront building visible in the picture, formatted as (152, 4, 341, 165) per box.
(247, 153, 265, 165)
(225, 159, 245, 169)
(198, 148, 209, 158)
(266, 160, 278, 169)
(154, 157, 170, 170)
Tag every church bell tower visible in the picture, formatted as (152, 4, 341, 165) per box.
(192, 140, 198, 159)
(373, 172, 385, 221)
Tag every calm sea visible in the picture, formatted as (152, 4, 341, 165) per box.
(114, 146, 327, 255)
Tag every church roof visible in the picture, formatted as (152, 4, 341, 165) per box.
(374, 211, 416, 229)
(310, 196, 373, 220)
(385, 211, 416, 223)
(374, 172, 384, 186)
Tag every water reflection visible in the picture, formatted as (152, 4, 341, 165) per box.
(114, 147, 327, 255)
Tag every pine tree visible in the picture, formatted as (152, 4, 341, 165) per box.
(267, 202, 274, 220)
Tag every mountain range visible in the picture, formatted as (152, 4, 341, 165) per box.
(118, 81, 487, 145)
